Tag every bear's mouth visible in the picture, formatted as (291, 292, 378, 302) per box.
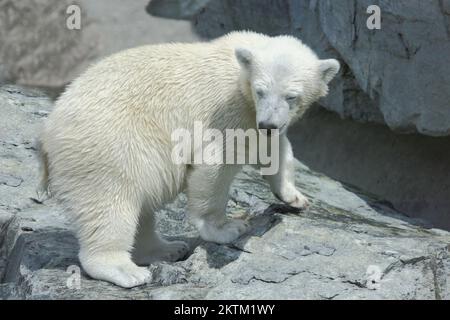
(259, 123, 287, 136)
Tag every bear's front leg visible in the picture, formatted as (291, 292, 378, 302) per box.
(262, 134, 309, 209)
(187, 164, 248, 244)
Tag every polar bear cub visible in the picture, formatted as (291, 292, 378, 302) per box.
(39, 31, 339, 288)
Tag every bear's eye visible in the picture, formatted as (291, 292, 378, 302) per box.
(255, 89, 266, 99)
(285, 95, 297, 102)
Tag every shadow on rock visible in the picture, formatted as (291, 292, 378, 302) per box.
(2, 228, 79, 283)
(202, 205, 288, 269)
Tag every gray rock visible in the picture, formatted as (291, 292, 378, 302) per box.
(318, 0, 450, 136)
(0, 0, 199, 88)
(1, 85, 450, 299)
(146, 0, 210, 20)
(182, 0, 450, 136)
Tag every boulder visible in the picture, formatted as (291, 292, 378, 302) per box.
(0, 0, 198, 88)
(146, 0, 211, 20)
(1, 85, 449, 299)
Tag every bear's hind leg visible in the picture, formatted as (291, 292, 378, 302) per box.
(77, 194, 151, 288)
(132, 204, 189, 265)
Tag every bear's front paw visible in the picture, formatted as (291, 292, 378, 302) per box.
(276, 184, 309, 210)
(197, 218, 248, 244)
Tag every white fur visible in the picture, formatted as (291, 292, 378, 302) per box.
(39, 31, 339, 288)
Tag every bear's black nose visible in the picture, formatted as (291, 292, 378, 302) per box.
(258, 121, 278, 136)
(258, 121, 278, 130)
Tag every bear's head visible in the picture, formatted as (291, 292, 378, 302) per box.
(235, 35, 340, 134)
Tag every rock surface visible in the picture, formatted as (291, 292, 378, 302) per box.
(149, 0, 450, 136)
(1, 86, 450, 299)
(0, 0, 198, 88)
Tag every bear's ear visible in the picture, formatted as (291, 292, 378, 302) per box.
(319, 59, 340, 84)
(235, 47, 253, 69)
